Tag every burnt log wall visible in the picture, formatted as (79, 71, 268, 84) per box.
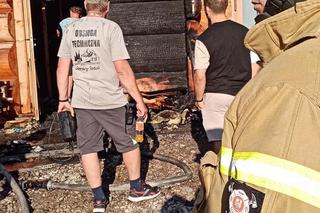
(108, 0, 188, 93)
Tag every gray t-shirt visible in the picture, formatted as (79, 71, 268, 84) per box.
(58, 16, 129, 109)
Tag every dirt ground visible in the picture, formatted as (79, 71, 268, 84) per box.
(0, 112, 206, 213)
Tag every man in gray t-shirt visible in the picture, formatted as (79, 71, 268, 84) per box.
(56, 0, 160, 211)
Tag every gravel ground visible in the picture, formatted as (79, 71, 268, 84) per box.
(0, 120, 204, 213)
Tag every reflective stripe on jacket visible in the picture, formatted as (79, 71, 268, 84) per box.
(220, 147, 320, 208)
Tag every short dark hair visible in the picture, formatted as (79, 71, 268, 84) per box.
(204, 0, 228, 13)
(69, 6, 83, 15)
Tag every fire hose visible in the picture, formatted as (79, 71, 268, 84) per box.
(20, 151, 193, 192)
(0, 163, 30, 213)
(2, 150, 192, 212)
(1, 112, 193, 211)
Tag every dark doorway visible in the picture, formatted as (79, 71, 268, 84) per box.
(29, 0, 84, 118)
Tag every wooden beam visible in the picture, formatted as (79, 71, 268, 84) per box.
(108, 1, 185, 35)
(24, 0, 39, 120)
(111, 0, 178, 3)
(135, 71, 187, 93)
(125, 33, 187, 73)
(12, 0, 32, 114)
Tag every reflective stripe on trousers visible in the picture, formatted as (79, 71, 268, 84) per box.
(220, 147, 320, 208)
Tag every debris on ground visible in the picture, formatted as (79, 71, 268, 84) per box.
(1, 118, 40, 142)
(0, 108, 205, 212)
(0, 127, 201, 212)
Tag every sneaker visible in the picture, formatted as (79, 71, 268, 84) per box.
(93, 199, 107, 213)
(128, 182, 161, 202)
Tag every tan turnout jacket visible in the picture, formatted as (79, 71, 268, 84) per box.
(193, 0, 320, 212)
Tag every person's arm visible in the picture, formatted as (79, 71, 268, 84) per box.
(57, 57, 74, 116)
(251, 63, 262, 78)
(57, 29, 61, 38)
(194, 69, 206, 110)
(109, 24, 147, 119)
(57, 24, 62, 38)
(250, 51, 262, 78)
(57, 26, 73, 115)
(67, 63, 73, 100)
(193, 40, 209, 110)
(67, 75, 73, 100)
(113, 59, 148, 119)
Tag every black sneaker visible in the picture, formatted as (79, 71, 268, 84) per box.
(128, 182, 161, 202)
(93, 199, 107, 213)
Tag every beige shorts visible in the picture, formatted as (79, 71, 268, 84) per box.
(201, 93, 234, 141)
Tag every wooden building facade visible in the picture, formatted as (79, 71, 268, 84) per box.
(0, 0, 246, 121)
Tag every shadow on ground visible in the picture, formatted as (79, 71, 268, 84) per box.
(190, 110, 210, 162)
(161, 194, 194, 213)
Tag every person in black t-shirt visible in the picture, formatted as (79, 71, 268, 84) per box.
(193, 0, 251, 154)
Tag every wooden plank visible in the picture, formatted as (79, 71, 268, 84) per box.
(108, 1, 185, 35)
(125, 33, 187, 72)
(12, 80, 21, 113)
(135, 71, 187, 93)
(24, 0, 39, 120)
(12, 0, 31, 114)
(185, 0, 193, 19)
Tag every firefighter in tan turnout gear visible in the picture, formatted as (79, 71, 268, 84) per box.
(192, 0, 320, 212)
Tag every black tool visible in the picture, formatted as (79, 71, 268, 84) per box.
(57, 111, 76, 142)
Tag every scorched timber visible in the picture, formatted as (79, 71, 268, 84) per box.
(109, 0, 196, 20)
(136, 72, 187, 93)
(125, 34, 187, 73)
(110, 0, 179, 3)
(108, 1, 185, 35)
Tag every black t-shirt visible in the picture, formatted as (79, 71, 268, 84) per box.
(197, 20, 251, 96)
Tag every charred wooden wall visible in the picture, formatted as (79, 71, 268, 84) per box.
(108, 0, 188, 94)
(0, 0, 243, 120)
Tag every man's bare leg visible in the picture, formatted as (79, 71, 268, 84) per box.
(81, 153, 102, 188)
(81, 148, 141, 186)
(122, 147, 141, 180)
(124, 147, 161, 202)
(82, 152, 107, 212)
